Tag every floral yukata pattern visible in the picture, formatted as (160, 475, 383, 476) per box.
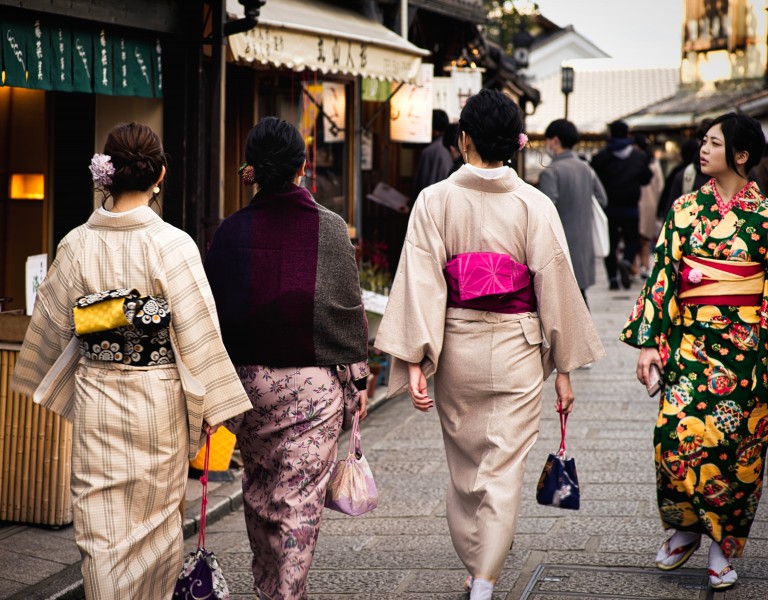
(620, 179, 768, 558)
(235, 364, 345, 600)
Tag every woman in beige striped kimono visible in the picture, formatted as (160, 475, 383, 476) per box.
(375, 90, 605, 600)
(12, 123, 252, 600)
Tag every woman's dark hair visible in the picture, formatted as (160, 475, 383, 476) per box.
(245, 117, 307, 192)
(103, 122, 166, 197)
(706, 112, 766, 176)
(458, 89, 524, 163)
(544, 119, 579, 149)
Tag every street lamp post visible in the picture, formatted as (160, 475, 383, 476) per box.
(561, 65, 574, 120)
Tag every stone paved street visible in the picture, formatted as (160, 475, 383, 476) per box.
(189, 271, 768, 599)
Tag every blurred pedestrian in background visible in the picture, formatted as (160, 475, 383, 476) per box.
(413, 109, 454, 198)
(621, 112, 768, 592)
(635, 135, 665, 279)
(664, 119, 712, 214)
(376, 90, 605, 600)
(538, 118, 607, 307)
(591, 120, 653, 289)
(442, 121, 464, 175)
(659, 138, 700, 220)
(12, 122, 252, 599)
(204, 117, 369, 600)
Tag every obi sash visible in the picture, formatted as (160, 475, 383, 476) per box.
(678, 255, 764, 306)
(73, 289, 175, 366)
(444, 252, 536, 314)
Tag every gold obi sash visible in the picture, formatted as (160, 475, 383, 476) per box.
(678, 255, 764, 306)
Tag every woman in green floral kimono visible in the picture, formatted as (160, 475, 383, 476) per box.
(621, 113, 768, 591)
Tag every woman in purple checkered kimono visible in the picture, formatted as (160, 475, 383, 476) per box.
(204, 117, 370, 600)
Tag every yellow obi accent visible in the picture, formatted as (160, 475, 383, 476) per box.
(73, 297, 131, 335)
(678, 256, 764, 305)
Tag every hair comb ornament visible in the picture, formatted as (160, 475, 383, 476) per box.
(518, 133, 529, 150)
(239, 162, 255, 186)
(90, 154, 115, 187)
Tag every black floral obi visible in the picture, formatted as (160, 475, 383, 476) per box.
(72, 289, 175, 366)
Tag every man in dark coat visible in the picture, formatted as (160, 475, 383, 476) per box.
(591, 120, 653, 290)
(412, 109, 454, 198)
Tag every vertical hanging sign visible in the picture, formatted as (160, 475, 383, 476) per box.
(72, 30, 93, 93)
(27, 19, 51, 90)
(50, 26, 73, 92)
(322, 82, 346, 143)
(390, 63, 433, 143)
(1, 19, 30, 87)
(93, 29, 113, 95)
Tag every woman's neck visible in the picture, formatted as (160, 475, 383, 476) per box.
(111, 191, 151, 213)
(714, 171, 749, 202)
(464, 148, 503, 169)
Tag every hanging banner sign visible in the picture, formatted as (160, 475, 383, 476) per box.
(450, 68, 483, 118)
(27, 20, 52, 90)
(432, 76, 452, 120)
(114, 37, 154, 98)
(72, 30, 94, 93)
(50, 26, 74, 92)
(1, 19, 31, 88)
(152, 38, 163, 97)
(362, 77, 391, 102)
(93, 29, 113, 95)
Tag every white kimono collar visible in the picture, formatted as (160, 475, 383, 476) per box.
(449, 164, 524, 194)
(86, 205, 163, 230)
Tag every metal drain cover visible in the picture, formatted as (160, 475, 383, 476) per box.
(519, 565, 709, 599)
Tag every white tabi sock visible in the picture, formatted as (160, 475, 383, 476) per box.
(469, 578, 494, 600)
(708, 540, 737, 584)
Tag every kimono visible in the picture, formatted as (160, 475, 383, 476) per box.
(620, 179, 768, 558)
(12, 206, 252, 599)
(204, 184, 369, 600)
(375, 165, 605, 581)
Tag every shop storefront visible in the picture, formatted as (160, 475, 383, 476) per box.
(223, 0, 429, 239)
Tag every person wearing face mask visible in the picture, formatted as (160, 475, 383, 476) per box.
(621, 112, 768, 592)
(538, 119, 607, 307)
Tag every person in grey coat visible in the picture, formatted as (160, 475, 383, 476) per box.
(538, 119, 607, 306)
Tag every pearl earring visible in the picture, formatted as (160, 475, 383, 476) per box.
(152, 185, 160, 194)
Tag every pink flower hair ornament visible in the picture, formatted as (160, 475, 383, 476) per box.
(239, 162, 255, 186)
(687, 268, 703, 284)
(90, 153, 115, 187)
(518, 132, 528, 150)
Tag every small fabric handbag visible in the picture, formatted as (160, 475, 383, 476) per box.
(173, 432, 231, 600)
(325, 410, 379, 516)
(591, 195, 610, 258)
(536, 411, 580, 510)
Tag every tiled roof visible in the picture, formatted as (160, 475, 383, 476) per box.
(525, 60, 679, 136)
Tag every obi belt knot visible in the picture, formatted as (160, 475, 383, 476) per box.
(72, 288, 175, 366)
(444, 252, 536, 314)
(678, 255, 765, 307)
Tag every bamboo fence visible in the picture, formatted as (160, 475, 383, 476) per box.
(0, 347, 72, 525)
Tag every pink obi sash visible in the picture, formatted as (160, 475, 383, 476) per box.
(678, 255, 764, 306)
(444, 252, 536, 314)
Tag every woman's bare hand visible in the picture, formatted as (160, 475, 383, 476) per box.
(357, 390, 369, 420)
(408, 362, 433, 412)
(637, 347, 663, 387)
(555, 372, 575, 414)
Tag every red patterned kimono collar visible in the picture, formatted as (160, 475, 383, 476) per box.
(708, 178, 762, 216)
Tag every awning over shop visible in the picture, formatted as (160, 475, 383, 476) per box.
(624, 81, 768, 131)
(226, 0, 429, 82)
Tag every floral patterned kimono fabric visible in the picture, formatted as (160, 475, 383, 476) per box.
(620, 179, 768, 558)
(235, 364, 353, 600)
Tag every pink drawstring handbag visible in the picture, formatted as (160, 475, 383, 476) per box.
(325, 411, 378, 516)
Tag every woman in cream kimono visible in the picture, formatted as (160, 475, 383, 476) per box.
(12, 123, 252, 600)
(375, 90, 605, 600)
